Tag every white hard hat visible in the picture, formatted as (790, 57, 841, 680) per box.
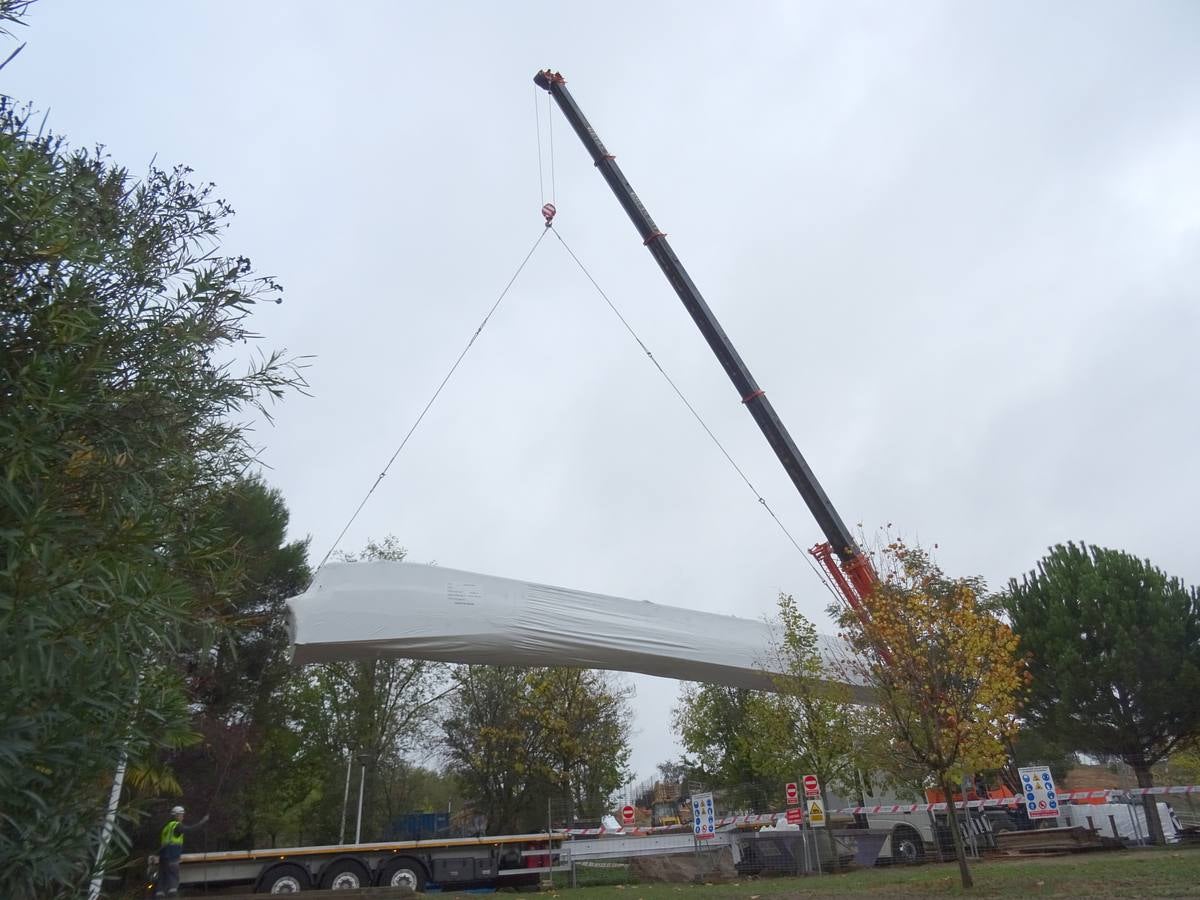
(171, 805, 185, 815)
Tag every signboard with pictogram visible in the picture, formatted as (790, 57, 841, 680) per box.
(1018, 765, 1060, 820)
(806, 798, 826, 827)
(786, 806, 804, 824)
(621, 804, 635, 825)
(691, 792, 715, 840)
(785, 782, 799, 806)
(803, 774, 820, 798)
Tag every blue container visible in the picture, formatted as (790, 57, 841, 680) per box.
(385, 811, 452, 841)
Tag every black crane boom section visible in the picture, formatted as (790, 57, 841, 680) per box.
(534, 69, 860, 565)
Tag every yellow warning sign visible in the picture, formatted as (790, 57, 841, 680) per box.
(806, 798, 826, 827)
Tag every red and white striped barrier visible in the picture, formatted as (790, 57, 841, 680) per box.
(561, 785, 1200, 833)
(561, 813, 777, 836)
(834, 785, 1200, 816)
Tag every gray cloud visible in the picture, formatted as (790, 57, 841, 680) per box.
(9, 0, 1197, 782)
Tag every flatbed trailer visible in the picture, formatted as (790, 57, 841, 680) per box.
(160, 832, 565, 894)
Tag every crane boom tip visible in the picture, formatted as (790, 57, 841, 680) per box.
(534, 69, 565, 90)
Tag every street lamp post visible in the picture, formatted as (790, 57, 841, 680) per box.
(355, 751, 373, 844)
(338, 750, 353, 845)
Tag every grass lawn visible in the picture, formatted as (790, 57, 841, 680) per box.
(500, 848, 1200, 899)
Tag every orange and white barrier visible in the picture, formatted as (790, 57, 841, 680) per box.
(564, 784, 1200, 834)
(836, 785, 1200, 816)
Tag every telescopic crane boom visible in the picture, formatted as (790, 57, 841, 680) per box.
(534, 68, 878, 616)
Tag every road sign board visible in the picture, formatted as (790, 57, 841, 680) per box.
(785, 782, 799, 805)
(806, 798, 826, 827)
(803, 774, 820, 798)
(691, 792, 716, 840)
(1018, 765, 1060, 820)
(786, 806, 804, 824)
(621, 804, 635, 825)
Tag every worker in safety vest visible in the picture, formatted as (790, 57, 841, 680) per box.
(155, 804, 209, 896)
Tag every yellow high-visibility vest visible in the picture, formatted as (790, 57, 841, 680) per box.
(160, 820, 184, 848)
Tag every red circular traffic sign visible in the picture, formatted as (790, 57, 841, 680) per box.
(803, 775, 819, 796)
(621, 804, 635, 824)
(785, 782, 798, 802)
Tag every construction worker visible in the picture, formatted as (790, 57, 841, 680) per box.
(155, 804, 209, 897)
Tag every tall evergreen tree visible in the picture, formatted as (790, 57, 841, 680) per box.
(153, 477, 312, 853)
(1002, 542, 1200, 844)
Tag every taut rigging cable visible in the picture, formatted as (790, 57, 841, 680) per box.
(546, 225, 840, 602)
(315, 227, 551, 573)
(318, 98, 835, 600)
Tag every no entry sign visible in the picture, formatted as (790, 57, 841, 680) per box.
(785, 782, 799, 805)
(803, 774, 820, 798)
(621, 804, 635, 825)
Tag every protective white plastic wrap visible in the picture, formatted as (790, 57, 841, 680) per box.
(287, 561, 861, 694)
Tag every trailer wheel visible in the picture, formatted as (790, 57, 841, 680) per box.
(321, 857, 371, 889)
(892, 825, 925, 864)
(378, 856, 427, 890)
(257, 862, 311, 893)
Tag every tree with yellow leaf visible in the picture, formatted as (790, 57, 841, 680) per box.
(829, 540, 1023, 889)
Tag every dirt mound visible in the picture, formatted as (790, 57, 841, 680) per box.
(630, 848, 737, 882)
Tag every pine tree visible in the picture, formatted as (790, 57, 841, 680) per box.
(1002, 542, 1200, 844)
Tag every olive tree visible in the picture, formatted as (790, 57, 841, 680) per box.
(0, 96, 303, 897)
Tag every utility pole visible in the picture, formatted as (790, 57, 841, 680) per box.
(354, 751, 372, 844)
(338, 750, 353, 845)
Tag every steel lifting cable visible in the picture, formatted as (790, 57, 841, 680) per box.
(534, 85, 546, 206)
(315, 228, 551, 573)
(547, 93, 557, 205)
(547, 225, 842, 603)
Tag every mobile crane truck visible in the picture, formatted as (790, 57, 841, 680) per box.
(165, 69, 997, 893)
(533, 67, 1014, 863)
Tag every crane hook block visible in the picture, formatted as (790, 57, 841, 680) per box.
(542, 203, 557, 226)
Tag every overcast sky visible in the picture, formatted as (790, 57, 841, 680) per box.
(9, 1, 1198, 788)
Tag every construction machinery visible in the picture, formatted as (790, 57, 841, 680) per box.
(179, 72, 1007, 893)
(532, 68, 1025, 859)
(533, 68, 881, 627)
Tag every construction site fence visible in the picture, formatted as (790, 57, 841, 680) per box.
(835, 784, 1200, 817)
(577, 783, 1200, 838)
(550, 829, 858, 887)
(549, 783, 1200, 886)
